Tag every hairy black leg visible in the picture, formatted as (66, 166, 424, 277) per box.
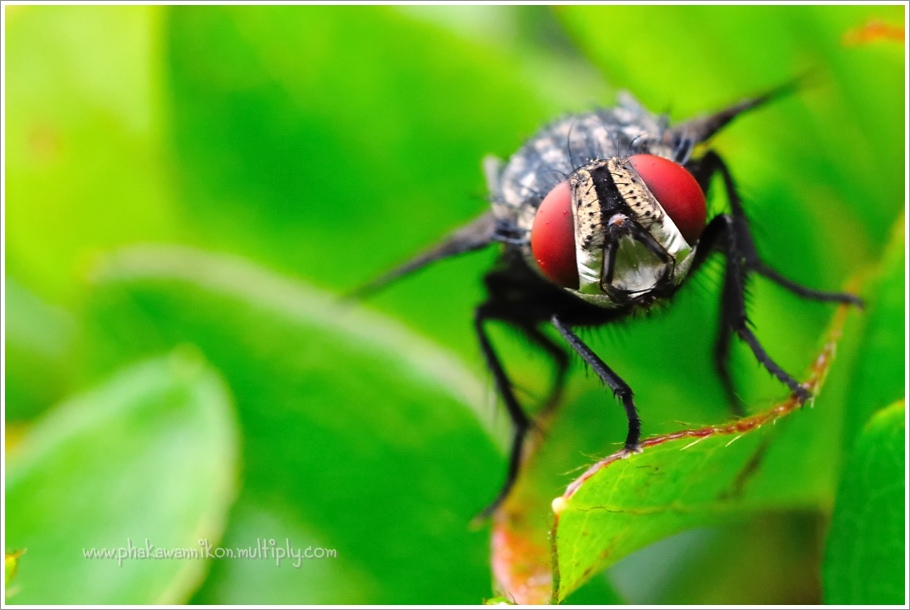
(752, 263, 864, 307)
(713, 212, 812, 401)
(691, 217, 748, 414)
(688, 151, 861, 409)
(699, 218, 745, 414)
(699, 150, 862, 306)
(713, 316, 744, 415)
(520, 326, 570, 416)
(551, 314, 642, 452)
(474, 306, 532, 518)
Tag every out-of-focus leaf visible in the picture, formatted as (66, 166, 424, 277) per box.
(823, 401, 906, 604)
(4, 279, 75, 421)
(163, 5, 571, 357)
(5, 550, 26, 601)
(82, 245, 504, 604)
(4, 354, 239, 604)
(842, 217, 906, 450)
(610, 516, 826, 605)
(5, 6, 176, 303)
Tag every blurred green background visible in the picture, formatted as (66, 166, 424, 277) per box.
(4, 4, 905, 605)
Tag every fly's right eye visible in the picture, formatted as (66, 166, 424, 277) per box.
(531, 181, 579, 289)
(628, 154, 706, 244)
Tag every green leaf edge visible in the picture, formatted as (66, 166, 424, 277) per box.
(548, 302, 852, 602)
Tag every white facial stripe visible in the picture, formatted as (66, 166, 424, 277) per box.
(570, 167, 607, 294)
(607, 159, 665, 230)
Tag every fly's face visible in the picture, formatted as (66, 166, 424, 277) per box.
(529, 154, 707, 308)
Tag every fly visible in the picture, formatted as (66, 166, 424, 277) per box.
(353, 80, 863, 518)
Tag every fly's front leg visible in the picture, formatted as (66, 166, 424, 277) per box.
(551, 314, 642, 453)
(474, 305, 532, 519)
(690, 150, 862, 409)
(695, 150, 863, 307)
(602, 214, 673, 286)
(600, 214, 674, 305)
(694, 214, 812, 406)
(720, 215, 812, 402)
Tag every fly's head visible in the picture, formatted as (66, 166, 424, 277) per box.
(530, 154, 707, 308)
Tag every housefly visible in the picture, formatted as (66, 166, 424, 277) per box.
(354, 81, 862, 517)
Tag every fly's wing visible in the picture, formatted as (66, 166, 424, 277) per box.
(347, 211, 496, 299)
(348, 155, 505, 299)
(664, 76, 805, 151)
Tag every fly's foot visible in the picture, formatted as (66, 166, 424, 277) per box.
(793, 384, 812, 405)
(620, 443, 643, 458)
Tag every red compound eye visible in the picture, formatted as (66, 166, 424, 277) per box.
(629, 154, 707, 244)
(531, 181, 578, 289)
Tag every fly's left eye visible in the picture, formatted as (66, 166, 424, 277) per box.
(531, 180, 579, 289)
(629, 154, 706, 244)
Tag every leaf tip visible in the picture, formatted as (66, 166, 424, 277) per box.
(551, 495, 568, 516)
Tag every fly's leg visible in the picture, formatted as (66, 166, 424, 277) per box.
(693, 151, 862, 308)
(690, 151, 862, 410)
(520, 325, 570, 417)
(551, 315, 642, 453)
(474, 305, 532, 519)
(695, 214, 810, 403)
(751, 262, 864, 305)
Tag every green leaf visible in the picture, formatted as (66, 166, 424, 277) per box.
(4, 353, 239, 604)
(610, 516, 828, 605)
(4, 278, 76, 421)
(162, 5, 566, 355)
(5, 6, 176, 304)
(491, 306, 850, 603)
(5, 550, 26, 601)
(823, 401, 906, 604)
(81, 245, 504, 604)
(843, 217, 906, 450)
(550, 414, 814, 602)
